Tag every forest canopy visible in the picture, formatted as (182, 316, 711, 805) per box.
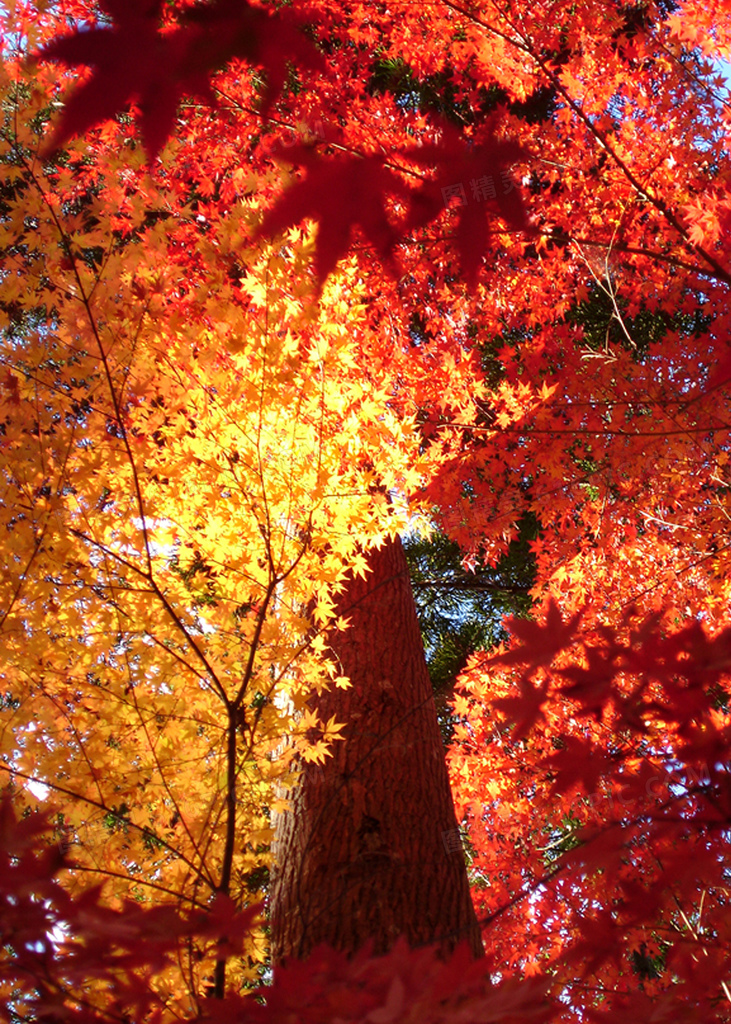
(2, 0, 731, 1021)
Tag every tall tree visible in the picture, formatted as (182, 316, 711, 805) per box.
(271, 536, 483, 962)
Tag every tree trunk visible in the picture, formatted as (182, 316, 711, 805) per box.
(270, 535, 484, 963)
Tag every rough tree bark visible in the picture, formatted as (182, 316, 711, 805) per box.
(270, 535, 483, 963)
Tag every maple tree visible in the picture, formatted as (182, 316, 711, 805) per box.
(2, 0, 731, 1021)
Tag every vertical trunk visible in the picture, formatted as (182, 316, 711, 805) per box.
(270, 536, 483, 963)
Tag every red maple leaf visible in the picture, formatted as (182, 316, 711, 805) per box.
(37, 0, 191, 158)
(492, 599, 584, 671)
(493, 676, 550, 738)
(36, 0, 320, 159)
(404, 124, 535, 287)
(255, 149, 410, 285)
(183, 0, 323, 119)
